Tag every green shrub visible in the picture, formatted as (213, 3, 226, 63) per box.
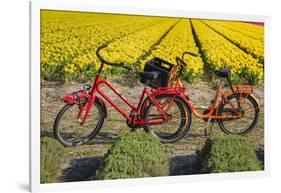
(41, 136, 66, 183)
(198, 135, 261, 173)
(95, 132, 169, 180)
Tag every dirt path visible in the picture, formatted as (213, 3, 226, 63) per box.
(41, 75, 264, 182)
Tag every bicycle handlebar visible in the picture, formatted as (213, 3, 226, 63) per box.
(96, 44, 133, 71)
(176, 56, 187, 67)
(175, 51, 199, 79)
(182, 51, 198, 57)
(96, 45, 198, 74)
(175, 51, 198, 67)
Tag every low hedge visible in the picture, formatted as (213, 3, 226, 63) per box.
(41, 136, 66, 183)
(198, 135, 261, 173)
(95, 132, 169, 180)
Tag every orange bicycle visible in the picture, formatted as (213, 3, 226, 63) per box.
(170, 52, 260, 136)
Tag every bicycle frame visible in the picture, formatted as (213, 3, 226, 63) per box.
(191, 84, 240, 119)
(75, 74, 186, 126)
(175, 79, 241, 120)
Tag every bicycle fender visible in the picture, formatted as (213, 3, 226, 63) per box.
(156, 93, 193, 110)
(219, 93, 260, 111)
(249, 94, 261, 111)
(170, 92, 193, 108)
(95, 96, 108, 118)
(177, 95, 193, 109)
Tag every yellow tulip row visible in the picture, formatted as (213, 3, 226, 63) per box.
(201, 20, 264, 63)
(139, 19, 204, 82)
(191, 19, 263, 84)
(41, 11, 168, 79)
(99, 19, 179, 67)
(215, 20, 264, 43)
(41, 11, 264, 84)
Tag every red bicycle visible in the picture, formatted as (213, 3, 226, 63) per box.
(54, 44, 193, 146)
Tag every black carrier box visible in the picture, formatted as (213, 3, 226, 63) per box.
(141, 57, 174, 88)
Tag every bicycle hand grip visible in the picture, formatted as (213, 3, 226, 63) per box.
(187, 52, 198, 57)
(176, 56, 187, 66)
(99, 44, 107, 49)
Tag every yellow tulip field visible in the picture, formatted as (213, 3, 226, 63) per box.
(41, 10, 264, 84)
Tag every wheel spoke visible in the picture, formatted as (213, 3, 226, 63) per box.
(219, 94, 258, 135)
(144, 95, 190, 142)
(55, 102, 104, 146)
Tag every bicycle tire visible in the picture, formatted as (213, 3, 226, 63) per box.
(142, 94, 192, 143)
(53, 99, 105, 147)
(218, 93, 259, 135)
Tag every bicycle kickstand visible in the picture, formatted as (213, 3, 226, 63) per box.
(204, 117, 214, 137)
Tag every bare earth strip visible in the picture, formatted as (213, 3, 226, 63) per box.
(41, 75, 264, 182)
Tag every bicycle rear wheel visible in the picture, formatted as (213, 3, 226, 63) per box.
(218, 93, 259, 135)
(143, 94, 191, 143)
(53, 99, 105, 146)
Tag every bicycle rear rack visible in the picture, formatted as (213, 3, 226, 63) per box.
(63, 90, 90, 105)
(224, 85, 253, 96)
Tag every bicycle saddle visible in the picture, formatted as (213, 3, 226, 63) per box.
(139, 71, 159, 81)
(215, 68, 230, 78)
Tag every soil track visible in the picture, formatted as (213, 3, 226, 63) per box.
(41, 75, 264, 182)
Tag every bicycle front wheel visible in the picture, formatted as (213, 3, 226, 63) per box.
(143, 94, 191, 143)
(218, 93, 259, 135)
(53, 99, 105, 147)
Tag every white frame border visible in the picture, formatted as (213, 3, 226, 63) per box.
(30, 1, 270, 192)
